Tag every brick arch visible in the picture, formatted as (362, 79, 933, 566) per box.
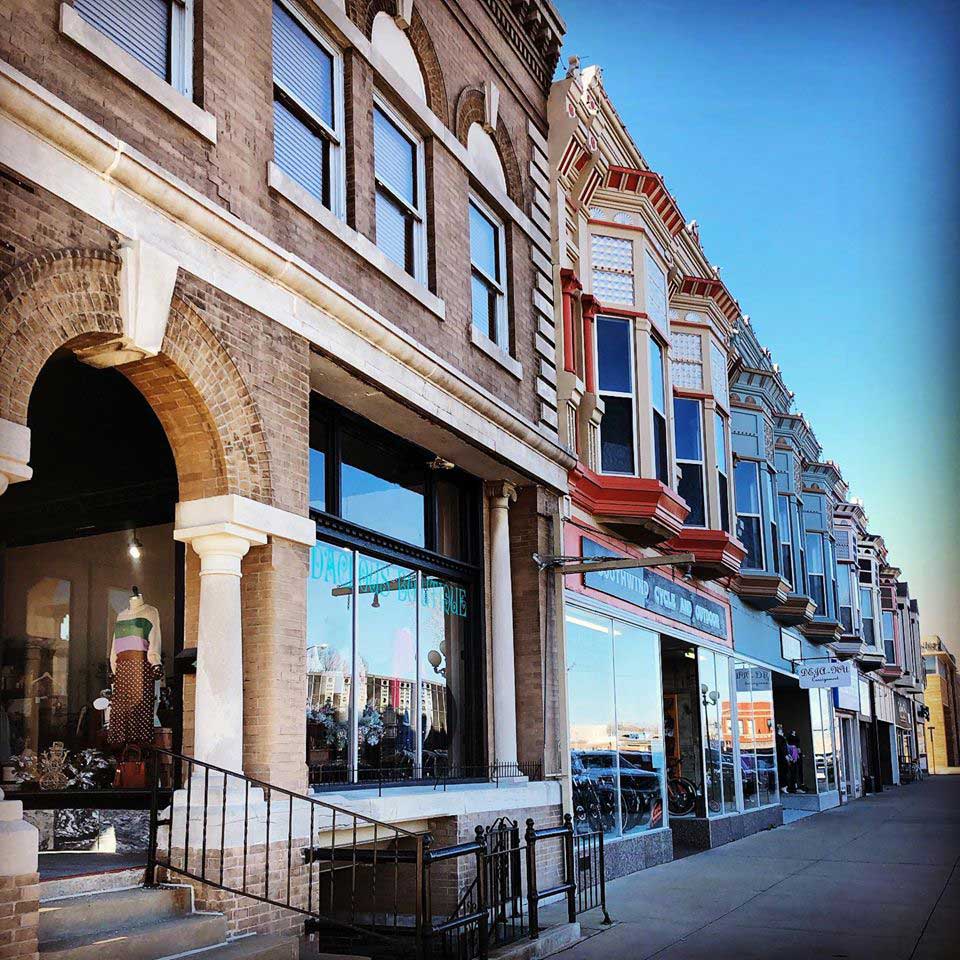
(0, 249, 273, 504)
(454, 86, 524, 209)
(347, 1, 450, 126)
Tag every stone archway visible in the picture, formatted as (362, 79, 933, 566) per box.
(0, 248, 272, 505)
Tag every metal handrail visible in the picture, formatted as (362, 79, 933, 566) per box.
(145, 747, 424, 956)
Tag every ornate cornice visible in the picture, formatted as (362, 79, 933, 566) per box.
(479, 0, 564, 91)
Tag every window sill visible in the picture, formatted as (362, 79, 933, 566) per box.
(59, 3, 216, 144)
(267, 161, 445, 321)
(470, 325, 522, 380)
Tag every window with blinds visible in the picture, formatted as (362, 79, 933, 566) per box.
(374, 103, 425, 280)
(591, 234, 634, 305)
(469, 198, 507, 347)
(272, 0, 343, 215)
(75, 0, 192, 94)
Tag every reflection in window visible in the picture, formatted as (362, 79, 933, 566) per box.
(806, 534, 826, 614)
(567, 609, 664, 839)
(674, 398, 705, 526)
(734, 664, 778, 809)
(736, 665, 759, 810)
(715, 414, 730, 533)
(810, 687, 836, 793)
(778, 496, 794, 587)
(735, 460, 764, 568)
(341, 427, 425, 546)
(649, 338, 669, 484)
(597, 316, 635, 474)
(699, 649, 736, 816)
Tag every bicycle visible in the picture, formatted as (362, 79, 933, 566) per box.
(666, 759, 697, 816)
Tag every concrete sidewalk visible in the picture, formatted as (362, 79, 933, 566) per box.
(544, 775, 960, 959)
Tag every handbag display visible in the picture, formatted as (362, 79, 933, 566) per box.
(112, 745, 148, 789)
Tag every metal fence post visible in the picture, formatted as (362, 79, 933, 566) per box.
(562, 813, 576, 924)
(474, 826, 489, 959)
(145, 747, 160, 887)
(525, 818, 539, 940)
(598, 830, 612, 924)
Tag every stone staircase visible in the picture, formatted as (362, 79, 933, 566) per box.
(39, 879, 297, 960)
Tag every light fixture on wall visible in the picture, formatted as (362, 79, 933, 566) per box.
(128, 531, 143, 560)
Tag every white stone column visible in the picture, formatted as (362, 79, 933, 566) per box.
(0, 418, 32, 495)
(489, 481, 519, 767)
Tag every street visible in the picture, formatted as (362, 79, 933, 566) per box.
(551, 777, 960, 960)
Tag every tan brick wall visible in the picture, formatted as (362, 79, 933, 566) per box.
(0, 873, 39, 960)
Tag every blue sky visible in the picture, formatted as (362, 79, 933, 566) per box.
(558, 0, 960, 655)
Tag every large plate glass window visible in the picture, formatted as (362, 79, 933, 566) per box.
(597, 316, 636, 474)
(699, 649, 736, 816)
(674, 398, 705, 525)
(810, 687, 837, 793)
(469, 198, 508, 347)
(591, 234, 634, 305)
(649, 338, 669, 483)
(714, 413, 730, 533)
(374, 101, 426, 281)
(306, 399, 481, 787)
(734, 663, 778, 809)
(567, 608, 665, 839)
(734, 460, 764, 567)
(75, 0, 194, 95)
(272, 0, 343, 215)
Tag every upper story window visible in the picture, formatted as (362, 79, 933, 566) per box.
(644, 252, 667, 327)
(735, 460, 763, 567)
(649, 338, 669, 483)
(597, 316, 636, 474)
(272, 0, 344, 215)
(805, 533, 826, 614)
(373, 101, 426, 281)
(75, 0, 193, 95)
(671, 332, 704, 390)
(469, 197, 508, 347)
(715, 413, 730, 533)
(778, 496, 793, 588)
(858, 557, 873, 585)
(837, 564, 855, 634)
(860, 586, 876, 645)
(674, 398, 705, 526)
(881, 609, 897, 662)
(591, 235, 634, 305)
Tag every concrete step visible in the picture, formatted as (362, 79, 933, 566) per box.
(40, 912, 227, 960)
(40, 867, 146, 901)
(159, 933, 298, 960)
(40, 885, 192, 942)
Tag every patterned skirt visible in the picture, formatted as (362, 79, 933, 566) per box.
(108, 651, 161, 746)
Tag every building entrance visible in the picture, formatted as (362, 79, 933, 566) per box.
(0, 352, 181, 823)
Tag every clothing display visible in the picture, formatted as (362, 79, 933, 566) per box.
(107, 594, 163, 747)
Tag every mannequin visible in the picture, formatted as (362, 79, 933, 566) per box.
(108, 587, 163, 747)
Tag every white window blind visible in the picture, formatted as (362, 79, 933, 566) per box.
(591, 234, 634, 304)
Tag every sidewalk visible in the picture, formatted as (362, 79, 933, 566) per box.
(546, 775, 960, 959)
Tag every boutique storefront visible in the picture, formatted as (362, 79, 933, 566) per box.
(563, 530, 783, 877)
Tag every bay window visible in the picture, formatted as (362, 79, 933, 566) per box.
(649, 338, 669, 483)
(767, 474, 780, 576)
(715, 413, 730, 533)
(273, 0, 343, 214)
(597, 316, 636, 474)
(373, 101, 426, 281)
(734, 460, 764, 567)
(837, 564, 854, 633)
(469, 197, 508, 347)
(75, 0, 193, 94)
(860, 587, 876, 646)
(674, 398, 705, 525)
(881, 610, 896, 664)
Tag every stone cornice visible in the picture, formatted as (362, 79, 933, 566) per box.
(478, 0, 564, 91)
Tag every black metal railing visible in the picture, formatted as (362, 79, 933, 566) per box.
(572, 828, 611, 924)
(483, 818, 527, 948)
(308, 760, 543, 795)
(146, 748, 424, 957)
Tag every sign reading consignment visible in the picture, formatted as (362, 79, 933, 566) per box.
(581, 537, 728, 641)
(797, 659, 854, 689)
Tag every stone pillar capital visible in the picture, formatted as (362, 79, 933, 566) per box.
(179, 527, 261, 577)
(488, 481, 518, 506)
(0, 418, 32, 496)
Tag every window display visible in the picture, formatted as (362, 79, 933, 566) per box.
(567, 608, 665, 839)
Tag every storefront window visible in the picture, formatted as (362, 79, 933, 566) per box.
(698, 649, 736, 815)
(810, 686, 837, 793)
(567, 608, 665, 839)
(734, 663, 778, 809)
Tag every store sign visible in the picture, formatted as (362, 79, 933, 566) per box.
(735, 666, 772, 692)
(797, 659, 854, 689)
(581, 537, 728, 640)
(895, 695, 912, 729)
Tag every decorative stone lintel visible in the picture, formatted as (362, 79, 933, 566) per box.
(0, 418, 31, 495)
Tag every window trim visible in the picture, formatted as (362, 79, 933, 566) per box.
(735, 459, 765, 569)
(372, 93, 427, 283)
(778, 494, 794, 589)
(468, 193, 509, 350)
(649, 335, 669, 484)
(272, 0, 346, 220)
(596, 315, 638, 477)
(715, 412, 730, 534)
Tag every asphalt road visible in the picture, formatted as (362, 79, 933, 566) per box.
(548, 775, 960, 960)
